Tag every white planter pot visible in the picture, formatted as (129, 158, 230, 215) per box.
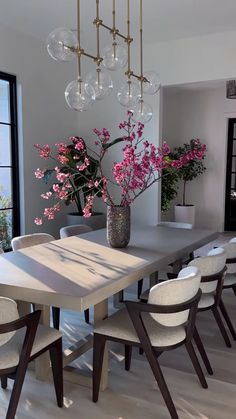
(174, 205, 195, 226)
(66, 212, 106, 231)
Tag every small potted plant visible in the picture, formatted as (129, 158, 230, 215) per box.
(172, 139, 207, 225)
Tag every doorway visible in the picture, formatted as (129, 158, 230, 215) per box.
(225, 118, 236, 230)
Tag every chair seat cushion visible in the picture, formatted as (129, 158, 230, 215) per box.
(0, 324, 62, 370)
(224, 274, 236, 287)
(198, 293, 215, 309)
(94, 308, 186, 348)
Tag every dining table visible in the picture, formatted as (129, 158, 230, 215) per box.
(0, 225, 218, 389)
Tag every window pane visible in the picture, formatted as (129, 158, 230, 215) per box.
(0, 168, 12, 208)
(0, 125, 11, 165)
(0, 209, 12, 250)
(0, 80, 10, 124)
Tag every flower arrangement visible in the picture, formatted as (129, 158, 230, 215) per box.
(34, 113, 204, 225)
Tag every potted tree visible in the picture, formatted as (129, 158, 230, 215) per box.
(172, 139, 206, 226)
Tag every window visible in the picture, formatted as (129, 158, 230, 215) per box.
(0, 72, 20, 250)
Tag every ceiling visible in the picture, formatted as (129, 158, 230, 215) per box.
(1, 0, 236, 44)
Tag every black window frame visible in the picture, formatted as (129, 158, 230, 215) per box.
(0, 71, 20, 248)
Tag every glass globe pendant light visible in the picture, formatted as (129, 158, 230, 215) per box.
(142, 71, 161, 95)
(86, 67, 113, 100)
(65, 77, 95, 111)
(102, 41, 128, 71)
(131, 98, 153, 124)
(47, 28, 78, 62)
(117, 79, 140, 107)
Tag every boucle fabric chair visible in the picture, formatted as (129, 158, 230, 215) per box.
(11, 233, 60, 330)
(59, 224, 93, 238)
(219, 238, 236, 340)
(0, 297, 63, 419)
(59, 225, 93, 324)
(189, 247, 230, 347)
(93, 266, 205, 419)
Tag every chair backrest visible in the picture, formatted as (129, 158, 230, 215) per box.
(11, 233, 55, 250)
(221, 239, 236, 273)
(60, 224, 93, 239)
(0, 297, 19, 346)
(158, 221, 193, 229)
(148, 266, 201, 327)
(189, 247, 226, 293)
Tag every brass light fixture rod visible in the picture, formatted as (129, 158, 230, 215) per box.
(75, 0, 102, 68)
(140, 0, 144, 97)
(94, 0, 128, 42)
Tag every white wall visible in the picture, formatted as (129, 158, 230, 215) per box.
(0, 23, 78, 238)
(144, 30, 236, 86)
(162, 85, 236, 231)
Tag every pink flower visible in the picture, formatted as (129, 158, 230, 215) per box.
(35, 168, 45, 179)
(41, 192, 52, 199)
(57, 154, 69, 164)
(75, 139, 85, 151)
(34, 144, 51, 159)
(53, 184, 60, 193)
(55, 142, 69, 154)
(34, 217, 43, 225)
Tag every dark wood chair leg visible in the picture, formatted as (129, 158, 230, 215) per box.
(193, 327, 213, 375)
(93, 334, 106, 403)
(139, 347, 144, 355)
(232, 285, 236, 297)
(137, 279, 144, 299)
(49, 338, 63, 407)
(125, 345, 132, 371)
(185, 341, 208, 389)
(84, 309, 90, 324)
(1, 376, 7, 389)
(143, 347, 179, 419)
(212, 307, 232, 348)
(6, 362, 29, 419)
(52, 307, 60, 330)
(220, 299, 236, 340)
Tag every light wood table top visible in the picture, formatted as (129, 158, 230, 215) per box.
(0, 225, 218, 311)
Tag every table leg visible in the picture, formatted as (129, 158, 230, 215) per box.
(34, 304, 51, 381)
(149, 271, 159, 288)
(94, 299, 108, 391)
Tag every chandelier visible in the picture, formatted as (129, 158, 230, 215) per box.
(47, 0, 160, 123)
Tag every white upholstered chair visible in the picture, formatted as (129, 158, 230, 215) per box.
(11, 233, 60, 330)
(189, 247, 230, 347)
(218, 238, 236, 340)
(0, 297, 63, 419)
(59, 224, 93, 239)
(93, 266, 205, 419)
(59, 224, 93, 324)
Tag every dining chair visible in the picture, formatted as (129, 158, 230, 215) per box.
(0, 297, 63, 419)
(189, 247, 230, 347)
(59, 224, 93, 324)
(219, 237, 236, 340)
(137, 221, 194, 299)
(59, 224, 93, 238)
(11, 233, 60, 330)
(93, 266, 206, 419)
